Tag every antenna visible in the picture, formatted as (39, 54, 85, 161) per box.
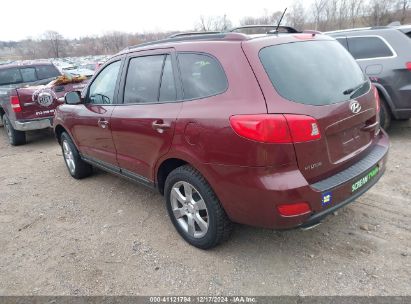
(275, 8, 288, 34)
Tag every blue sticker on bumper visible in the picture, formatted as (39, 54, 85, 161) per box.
(322, 191, 332, 207)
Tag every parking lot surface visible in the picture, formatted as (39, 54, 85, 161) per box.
(0, 122, 410, 296)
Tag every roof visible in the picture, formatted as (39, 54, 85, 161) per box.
(326, 24, 411, 35)
(117, 25, 310, 55)
(117, 32, 249, 55)
(0, 60, 54, 70)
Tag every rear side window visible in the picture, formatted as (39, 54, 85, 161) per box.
(0, 68, 22, 85)
(260, 40, 368, 106)
(124, 55, 165, 104)
(159, 56, 177, 102)
(36, 65, 60, 80)
(178, 53, 227, 100)
(20, 68, 37, 82)
(336, 37, 348, 50)
(347, 37, 393, 59)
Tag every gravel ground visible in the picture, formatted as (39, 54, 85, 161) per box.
(0, 121, 410, 296)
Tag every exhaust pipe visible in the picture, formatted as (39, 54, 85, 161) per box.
(300, 221, 322, 231)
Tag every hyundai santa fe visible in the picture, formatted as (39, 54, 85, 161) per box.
(54, 28, 389, 249)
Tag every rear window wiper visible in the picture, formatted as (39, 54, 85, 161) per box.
(343, 80, 369, 98)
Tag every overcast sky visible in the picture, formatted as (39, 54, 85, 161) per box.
(1, 0, 296, 41)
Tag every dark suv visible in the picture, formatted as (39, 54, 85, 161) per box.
(326, 25, 411, 129)
(54, 29, 389, 249)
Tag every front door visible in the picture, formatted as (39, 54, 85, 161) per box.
(71, 60, 122, 167)
(110, 50, 182, 181)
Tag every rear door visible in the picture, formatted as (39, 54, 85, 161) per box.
(110, 49, 182, 181)
(243, 38, 380, 183)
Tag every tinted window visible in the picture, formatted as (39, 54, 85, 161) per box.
(347, 37, 393, 59)
(178, 53, 227, 100)
(36, 65, 60, 79)
(336, 38, 348, 50)
(260, 40, 368, 106)
(20, 68, 37, 82)
(124, 55, 164, 104)
(159, 55, 176, 102)
(0, 68, 22, 85)
(89, 61, 121, 104)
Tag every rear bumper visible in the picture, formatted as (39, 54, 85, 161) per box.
(206, 130, 389, 229)
(14, 117, 53, 131)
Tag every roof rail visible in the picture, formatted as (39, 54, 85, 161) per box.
(123, 32, 247, 52)
(168, 31, 220, 38)
(228, 25, 300, 34)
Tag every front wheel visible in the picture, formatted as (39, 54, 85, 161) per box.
(164, 165, 233, 249)
(3, 115, 26, 146)
(60, 132, 93, 179)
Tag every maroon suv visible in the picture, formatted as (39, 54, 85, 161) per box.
(54, 30, 389, 249)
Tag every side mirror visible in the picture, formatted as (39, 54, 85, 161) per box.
(64, 91, 82, 105)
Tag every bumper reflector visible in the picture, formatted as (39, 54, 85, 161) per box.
(277, 202, 312, 217)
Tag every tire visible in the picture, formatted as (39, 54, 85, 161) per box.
(3, 115, 26, 146)
(164, 165, 233, 249)
(379, 96, 391, 130)
(60, 132, 93, 179)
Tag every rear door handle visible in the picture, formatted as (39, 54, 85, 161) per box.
(98, 118, 109, 129)
(152, 120, 171, 133)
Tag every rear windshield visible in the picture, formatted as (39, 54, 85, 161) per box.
(36, 65, 60, 79)
(0, 68, 22, 85)
(0, 65, 60, 86)
(259, 40, 369, 105)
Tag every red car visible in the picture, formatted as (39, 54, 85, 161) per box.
(0, 61, 88, 145)
(54, 28, 389, 249)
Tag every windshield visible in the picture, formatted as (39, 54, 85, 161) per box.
(259, 40, 369, 105)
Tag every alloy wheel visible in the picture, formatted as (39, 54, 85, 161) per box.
(170, 181, 209, 238)
(62, 140, 76, 174)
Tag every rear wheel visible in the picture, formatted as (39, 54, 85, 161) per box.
(60, 132, 93, 179)
(3, 115, 26, 146)
(379, 96, 391, 130)
(164, 165, 233, 249)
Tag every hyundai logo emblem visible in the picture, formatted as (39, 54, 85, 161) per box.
(350, 100, 361, 114)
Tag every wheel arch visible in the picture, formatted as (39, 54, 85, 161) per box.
(54, 124, 67, 144)
(373, 83, 397, 119)
(156, 158, 189, 195)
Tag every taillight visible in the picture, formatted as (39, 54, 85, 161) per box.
(277, 201, 312, 217)
(406, 62, 411, 71)
(284, 115, 321, 143)
(10, 95, 21, 113)
(373, 86, 380, 114)
(229, 114, 321, 143)
(229, 114, 292, 143)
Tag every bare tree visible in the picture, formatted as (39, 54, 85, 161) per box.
(43, 31, 64, 58)
(398, 0, 410, 23)
(367, 0, 395, 26)
(288, 0, 306, 30)
(312, 0, 328, 30)
(240, 9, 283, 26)
(347, 0, 364, 28)
(196, 15, 233, 31)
